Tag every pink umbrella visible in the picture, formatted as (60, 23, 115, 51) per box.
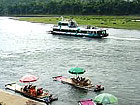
(79, 99, 95, 105)
(19, 74, 38, 83)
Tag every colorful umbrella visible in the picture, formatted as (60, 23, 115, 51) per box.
(94, 93, 118, 105)
(68, 67, 85, 74)
(19, 74, 38, 83)
(79, 99, 96, 105)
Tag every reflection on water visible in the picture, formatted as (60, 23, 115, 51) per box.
(0, 17, 140, 105)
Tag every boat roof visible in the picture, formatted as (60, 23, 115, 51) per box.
(58, 19, 77, 24)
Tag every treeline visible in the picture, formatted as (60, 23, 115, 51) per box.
(0, 0, 140, 15)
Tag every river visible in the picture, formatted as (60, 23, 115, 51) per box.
(0, 17, 140, 105)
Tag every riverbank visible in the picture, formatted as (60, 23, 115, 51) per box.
(0, 89, 44, 105)
(17, 15, 140, 30)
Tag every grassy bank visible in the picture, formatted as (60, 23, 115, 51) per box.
(18, 15, 140, 30)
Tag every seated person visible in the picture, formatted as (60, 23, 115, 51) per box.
(76, 76, 85, 82)
(71, 78, 79, 84)
(80, 77, 85, 82)
(83, 79, 92, 86)
(87, 79, 92, 85)
(37, 88, 43, 96)
(83, 82, 89, 86)
(28, 84, 32, 89)
(96, 85, 101, 89)
(29, 86, 37, 97)
(76, 76, 81, 81)
(23, 85, 28, 93)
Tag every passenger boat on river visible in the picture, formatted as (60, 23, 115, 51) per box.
(50, 18, 108, 38)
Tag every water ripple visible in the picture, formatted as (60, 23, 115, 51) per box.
(0, 17, 140, 105)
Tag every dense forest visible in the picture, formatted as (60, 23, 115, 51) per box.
(0, 0, 140, 15)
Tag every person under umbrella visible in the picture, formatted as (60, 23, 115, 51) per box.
(69, 67, 92, 86)
(19, 74, 38, 95)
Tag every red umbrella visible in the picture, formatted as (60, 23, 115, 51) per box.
(19, 74, 38, 83)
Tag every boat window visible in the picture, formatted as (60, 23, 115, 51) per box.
(80, 31, 87, 33)
(87, 31, 92, 34)
(69, 21, 77, 28)
(97, 31, 106, 35)
(61, 23, 68, 26)
(97, 31, 102, 35)
(58, 22, 68, 26)
(102, 30, 106, 34)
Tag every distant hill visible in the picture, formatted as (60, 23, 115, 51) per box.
(0, 0, 140, 15)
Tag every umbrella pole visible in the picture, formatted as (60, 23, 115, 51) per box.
(76, 74, 79, 79)
(76, 74, 77, 78)
(28, 82, 31, 87)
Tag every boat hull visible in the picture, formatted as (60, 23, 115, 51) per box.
(50, 31, 108, 38)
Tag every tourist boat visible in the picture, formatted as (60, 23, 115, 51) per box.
(50, 18, 109, 38)
(5, 83, 58, 104)
(53, 76, 104, 92)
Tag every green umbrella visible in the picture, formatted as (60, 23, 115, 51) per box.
(68, 67, 85, 75)
(94, 93, 118, 105)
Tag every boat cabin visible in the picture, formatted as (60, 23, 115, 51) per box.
(57, 20, 78, 28)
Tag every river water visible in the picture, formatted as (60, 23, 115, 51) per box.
(0, 17, 140, 105)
